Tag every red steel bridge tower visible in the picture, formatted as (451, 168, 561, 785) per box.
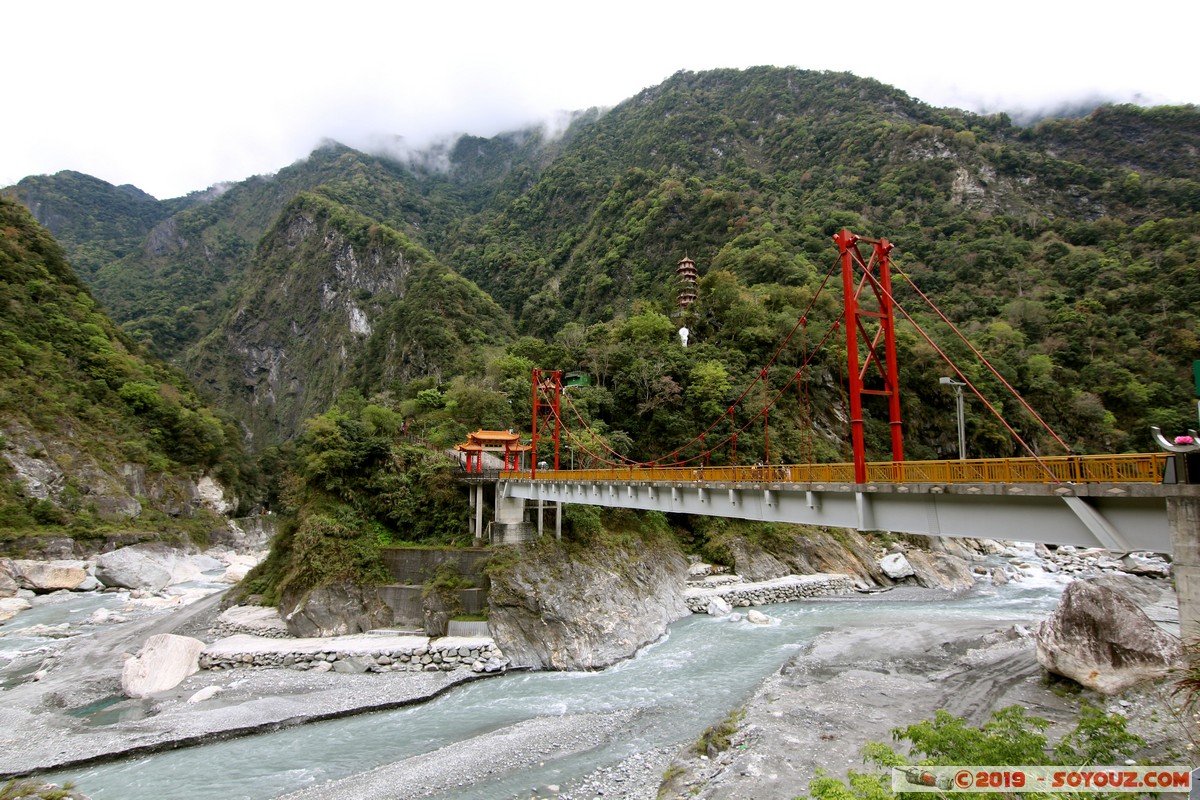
(531, 368, 562, 477)
(835, 229, 903, 482)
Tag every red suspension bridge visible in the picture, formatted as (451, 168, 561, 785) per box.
(515, 230, 1187, 487)
(486, 229, 1199, 635)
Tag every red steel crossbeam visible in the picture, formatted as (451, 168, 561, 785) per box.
(835, 229, 903, 482)
(531, 368, 562, 477)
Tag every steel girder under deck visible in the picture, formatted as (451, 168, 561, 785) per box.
(500, 478, 1188, 554)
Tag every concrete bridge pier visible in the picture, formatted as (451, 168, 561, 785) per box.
(492, 493, 534, 545)
(1169, 496, 1200, 646)
(470, 484, 485, 546)
(533, 498, 563, 540)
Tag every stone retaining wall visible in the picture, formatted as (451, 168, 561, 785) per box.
(208, 605, 293, 640)
(199, 642, 508, 674)
(208, 620, 293, 639)
(683, 573, 854, 613)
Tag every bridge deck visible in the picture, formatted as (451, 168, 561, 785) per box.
(509, 453, 1176, 486)
(499, 454, 1198, 554)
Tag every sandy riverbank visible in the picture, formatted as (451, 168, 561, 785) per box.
(0, 590, 491, 778)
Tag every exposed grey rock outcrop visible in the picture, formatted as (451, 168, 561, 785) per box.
(1, 560, 22, 596)
(726, 528, 891, 588)
(906, 549, 977, 591)
(281, 580, 395, 637)
(121, 633, 206, 698)
(1035, 578, 1183, 694)
(5, 558, 89, 592)
(1, 422, 237, 526)
(94, 544, 200, 591)
(487, 540, 691, 670)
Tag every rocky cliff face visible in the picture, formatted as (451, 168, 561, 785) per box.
(186, 192, 511, 445)
(725, 527, 984, 591)
(726, 528, 888, 587)
(487, 539, 691, 670)
(1, 421, 235, 528)
(188, 196, 409, 444)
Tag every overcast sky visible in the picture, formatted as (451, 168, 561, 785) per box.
(5, 0, 1197, 199)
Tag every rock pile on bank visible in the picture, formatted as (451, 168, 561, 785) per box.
(209, 605, 292, 639)
(683, 573, 854, 612)
(200, 634, 509, 674)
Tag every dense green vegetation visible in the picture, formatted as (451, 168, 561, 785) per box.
(799, 705, 1146, 800)
(238, 395, 471, 605)
(1, 170, 185, 277)
(442, 68, 1199, 456)
(0, 198, 250, 538)
(5, 65, 1199, 555)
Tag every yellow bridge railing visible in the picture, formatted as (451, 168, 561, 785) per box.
(502, 453, 1172, 485)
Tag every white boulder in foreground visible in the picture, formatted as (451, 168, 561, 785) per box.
(121, 633, 205, 698)
(1035, 579, 1182, 695)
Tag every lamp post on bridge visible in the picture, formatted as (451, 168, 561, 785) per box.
(940, 377, 967, 460)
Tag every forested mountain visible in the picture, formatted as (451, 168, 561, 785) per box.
(2, 171, 190, 277)
(0, 198, 250, 540)
(4, 132, 552, 359)
(185, 192, 514, 445)
(439, 68, 1199, 456)
(6, 67, 1199, 474)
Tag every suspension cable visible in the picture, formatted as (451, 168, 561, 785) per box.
(890, 264, 1071, 453)
(854, 268, 1060, 479)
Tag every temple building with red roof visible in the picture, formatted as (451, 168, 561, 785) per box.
(454, 430, 530, 472)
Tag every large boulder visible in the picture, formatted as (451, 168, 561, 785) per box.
(6, 559, 89, 592)
(0, 596, 33, 622)
(94, 544, 201, 592)
(0, 562, 18, 597)
(879, 552, 915, 579)
(121, 633, 205, 698)
(1035, 579, 1183, 694)
(905, 550, 977, 591)
(281, 581, 394, 638)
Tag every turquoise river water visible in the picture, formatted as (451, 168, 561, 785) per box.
(42, 572, 1066, 800)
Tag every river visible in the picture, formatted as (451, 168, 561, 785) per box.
(49, 568, 1066, 800)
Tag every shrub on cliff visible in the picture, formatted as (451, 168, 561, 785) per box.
(238, 397, 470, 607)
(798, 705, 1145, 800)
